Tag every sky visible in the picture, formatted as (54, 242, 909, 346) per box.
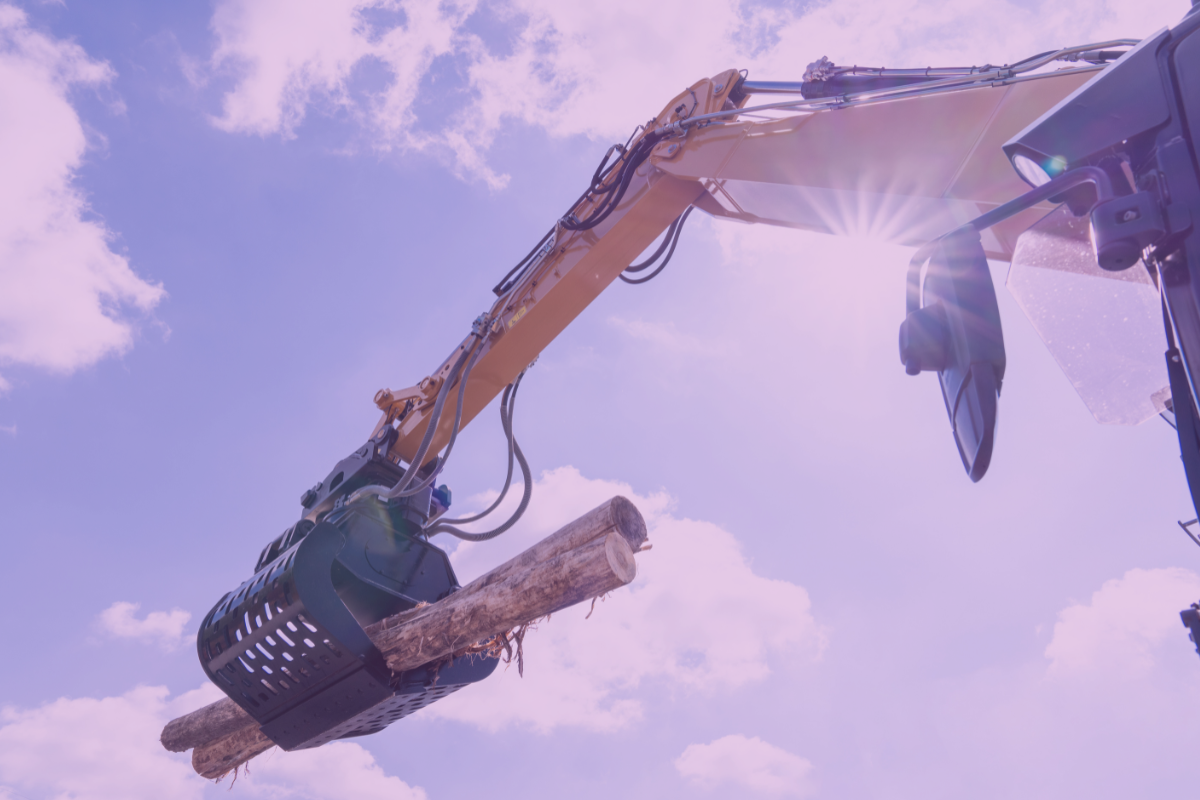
(1, 1, 1198, 798)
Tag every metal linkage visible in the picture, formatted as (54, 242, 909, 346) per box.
(905, 165, 1116, 314)
(657, 39, 1141, 136)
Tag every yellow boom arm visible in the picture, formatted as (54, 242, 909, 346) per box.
(371, 59, 1107, 477)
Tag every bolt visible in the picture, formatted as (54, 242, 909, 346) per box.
(665, 143, 680, 156)
(715, 83, 724, 92)
(301, 488, 319, 507)
(1121, 209, 1140, 222)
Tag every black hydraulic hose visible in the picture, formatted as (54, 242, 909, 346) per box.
(429, 372, 524, 527)
(492, 127, 661, 296)
(493, 228, 555, 296)
(424, 374, 533, 541)
(596, 137, 655, 215)
(426, 438, 532, 542)
(620, 206, 693, 284)
(589, 144, 626, 193)
(390, 335, 485, 498)
(571, 162, 627, 227)
(581, 143, 639, 212)
(386, 340, 474, 497)
(389, 352, 464, 494)
(492, 144, 626, 297)
(562, 132, 662, 232)
(625, 214, 682, 273)
(492, 149, 624, 296)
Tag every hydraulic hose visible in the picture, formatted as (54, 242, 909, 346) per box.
(492, 126, 661, 297)
(625, 213, 682, 273)
(431, 372, 524, 526)
(386, 333, 485, 498)
(425, 439, 532, 542)
(347, 333, 483, 505)
(621, 206, 693, 284)
(383, 345, 469, 497)
(424, 372, 533, 542)
(561, 131, 662, 232)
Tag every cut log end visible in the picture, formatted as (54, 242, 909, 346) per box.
(605, 529, 637, 583)
(609, 496, 648, 552)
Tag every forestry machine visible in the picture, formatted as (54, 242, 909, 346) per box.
(197, 5, 1200, 752)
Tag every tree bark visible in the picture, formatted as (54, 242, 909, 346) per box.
(457, 495, 646, 595)
(162, 496, 645, 779)
(192, 725, 274, 780)
(161, 698, 253, 754)
(371, 529, 635, 673)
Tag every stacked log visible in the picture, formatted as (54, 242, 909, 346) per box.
(161, 496, 647, 779)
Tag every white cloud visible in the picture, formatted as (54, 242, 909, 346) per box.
(905, 567, 1200, 797)
(675, 734, 815, 798)
(1045, 567, 1200, 678)
(0, 683, 426, 800)
(201, 0, 1186, 184)
(209, 0, 371, 137)
(0, 685, 205, 800)
(96, 601, 192, 651)
(168, 681, 228, 716)
(0, 5, 164, 388)
(233, 743, 427, 800)
(207, 0, 500, 185)
(425, 466, 825, 732)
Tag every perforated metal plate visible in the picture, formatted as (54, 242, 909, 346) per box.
(198, 517, 497, 750)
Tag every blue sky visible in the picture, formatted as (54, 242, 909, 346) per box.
(1, 1, 1199, 798)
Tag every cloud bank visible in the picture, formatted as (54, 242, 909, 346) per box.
(3, 493, 1197, 799)
(1045, 567, 1200, 678)
(0, 684, 426, 800)
(202, 0, 1187, 186)
(0, 5, 164, 390)
(675, 734, 815, 797)
(0, 686, 205, 800)
(425, 466, 826, 732)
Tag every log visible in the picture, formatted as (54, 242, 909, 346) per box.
(371, 529, 635, 672)
(456, 495, 646, 594)
(161, 697, 252, 754)
(163, 496, 642, 754)
(192, 724, 274, 780)
(190, 530, 635, 779)
(163, 496, 645, 777)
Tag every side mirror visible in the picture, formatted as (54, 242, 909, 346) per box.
(900, 228, 1006, 482)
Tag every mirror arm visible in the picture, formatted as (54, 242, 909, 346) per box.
(906, 166, 1116, 315)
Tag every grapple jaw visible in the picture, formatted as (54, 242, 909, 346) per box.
(197, 494, 496, 751)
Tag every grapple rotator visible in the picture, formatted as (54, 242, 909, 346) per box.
(196, 432, 496, 751)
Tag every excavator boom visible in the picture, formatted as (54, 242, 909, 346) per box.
(371, 53, 1121, 478)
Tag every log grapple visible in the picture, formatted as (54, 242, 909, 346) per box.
(197, 446, 496, 751)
